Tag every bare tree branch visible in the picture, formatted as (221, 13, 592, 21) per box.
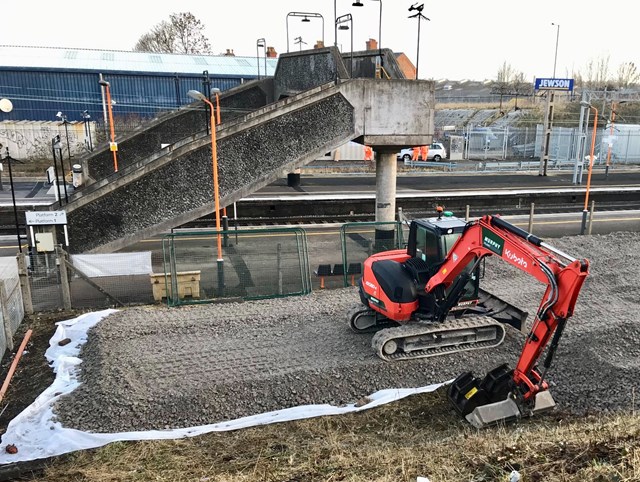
(133, 12, 212, 54)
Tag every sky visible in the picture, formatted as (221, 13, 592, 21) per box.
(2, 0, 638, 82)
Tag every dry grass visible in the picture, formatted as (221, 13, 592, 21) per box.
(25, 389, 640, 482)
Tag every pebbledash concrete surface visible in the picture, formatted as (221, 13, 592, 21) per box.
(54, 231, 640, 433)
(58, 47, 435, 254)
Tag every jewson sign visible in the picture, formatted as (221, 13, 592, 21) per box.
(534, 78, 574, 91)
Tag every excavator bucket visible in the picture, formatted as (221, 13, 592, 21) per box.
(447, 365, 557, 428)
(465, 391, 556, 428)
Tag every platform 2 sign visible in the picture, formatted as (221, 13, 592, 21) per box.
(534, 78, 574, 91)
(26, 210, 67, 225)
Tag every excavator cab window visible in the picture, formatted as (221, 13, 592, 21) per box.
(414, 226, 440, 266)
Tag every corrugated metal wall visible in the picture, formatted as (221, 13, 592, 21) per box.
(0, 69, 242, 121)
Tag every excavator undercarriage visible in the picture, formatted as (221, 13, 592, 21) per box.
(348, 286, 526, 362)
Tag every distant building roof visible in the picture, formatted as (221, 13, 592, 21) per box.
(0, 45, 278, 77)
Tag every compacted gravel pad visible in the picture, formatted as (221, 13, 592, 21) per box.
(55, 231, 640, 433)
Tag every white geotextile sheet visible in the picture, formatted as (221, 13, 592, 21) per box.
(0, 310, 446, 464)
(70, 252, 152, 278)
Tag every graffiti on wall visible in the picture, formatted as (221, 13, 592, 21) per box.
(0, 121, 96, 160)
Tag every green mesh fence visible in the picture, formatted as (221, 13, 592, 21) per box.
(337, 221, 405, 288)
(161, 227, 311, 306)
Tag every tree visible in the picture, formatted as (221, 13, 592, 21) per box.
(617, 62, 640, 89)
(134, 12, 212, 54)
(492, 63, 529, 113)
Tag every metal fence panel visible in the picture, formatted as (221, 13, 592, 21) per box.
(28, 253, 64, 312)
(339, 222, 404, 288)
(162, 228, 311, 306)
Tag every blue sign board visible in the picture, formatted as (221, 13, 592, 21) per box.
(534, 78, 574, 91)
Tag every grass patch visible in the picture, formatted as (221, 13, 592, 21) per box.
(19, 392, 640, 482)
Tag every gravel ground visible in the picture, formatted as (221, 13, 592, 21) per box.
(55, 231, 640, 433)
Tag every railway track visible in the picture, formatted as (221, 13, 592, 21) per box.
(2, 200, 639, 237)
(177, 200, 640, 229)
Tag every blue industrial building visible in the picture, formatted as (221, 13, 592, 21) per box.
(0, 45, 278, 122)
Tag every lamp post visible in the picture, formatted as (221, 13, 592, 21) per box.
(187, 88, 225, 295)
(81, 110, 93, 152)
(0, 145, 23, 253)
(336, 14, 354, 77)
(353, 0, 383, 76)
(579, 101, 598, 235)
(56, 111, 72, 161)
(256, 38, 267, 79)
(551, 23, 560, 78)
(98, 79, 118, 172)
(286, 12, 324, 52)
(51, 135, 68, 205)
(334, 1, 338, 47)
(408, 3, 430, 80)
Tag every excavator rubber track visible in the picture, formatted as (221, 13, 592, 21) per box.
(371, 316, 506, 361)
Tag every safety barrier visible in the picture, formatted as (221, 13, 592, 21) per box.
(161, 227, 312, 306)
(339, 221, 404, 288)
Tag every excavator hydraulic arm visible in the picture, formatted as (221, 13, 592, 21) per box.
(427, 215, 589, 427)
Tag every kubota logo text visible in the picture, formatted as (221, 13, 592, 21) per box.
(505, 249, 528, 269)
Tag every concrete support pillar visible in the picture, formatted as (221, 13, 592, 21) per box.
(374, 149, 397, 250)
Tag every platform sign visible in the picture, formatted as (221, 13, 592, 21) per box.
(534, 78, 574, 91)
(26, 210, 67, 225)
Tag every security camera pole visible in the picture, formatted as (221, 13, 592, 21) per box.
(56, 112, 72, 160)
(82, 110, 93, 152)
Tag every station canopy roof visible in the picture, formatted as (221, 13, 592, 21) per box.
(0, 45, 277, 76)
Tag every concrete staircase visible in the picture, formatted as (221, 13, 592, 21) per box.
(57, 47, 435, 254)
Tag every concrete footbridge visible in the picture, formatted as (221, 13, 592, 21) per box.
(54, 47, 435, 253)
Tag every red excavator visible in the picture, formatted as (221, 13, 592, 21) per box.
(349, 209, 589, 426)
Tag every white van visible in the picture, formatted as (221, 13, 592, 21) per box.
(397, 142, 448, 162)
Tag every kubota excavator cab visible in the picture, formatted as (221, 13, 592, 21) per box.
(406, 212, 480, 313)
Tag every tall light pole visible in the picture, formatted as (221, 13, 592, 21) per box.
(286, 12, 324, 52)
(579, 101, 598, 235)
(0, 145, 23, 253)
(51, 135, 68, 205)
(98, 79, 118, 173)
(353, 0, 383, 76)
(334, 0, 338, 47)
(56, 111, 72, 161)
(408, 3, 430, 80)
(551, 23, 560, 78)
(81, 110, 93, 152)
(256, 38, 267, 79)
(336, 14, 354, 77)
(187, 88, 224, 295)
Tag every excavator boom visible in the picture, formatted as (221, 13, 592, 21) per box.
(438, 215, 589, 426)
